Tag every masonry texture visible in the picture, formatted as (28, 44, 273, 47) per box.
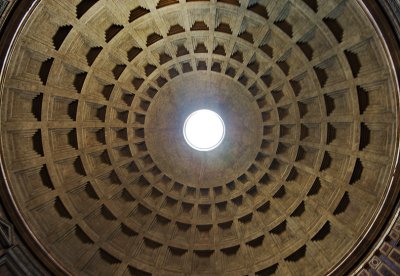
(0, 0, 400, 275)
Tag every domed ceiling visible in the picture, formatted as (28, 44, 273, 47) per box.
(0, 0, 399, 275)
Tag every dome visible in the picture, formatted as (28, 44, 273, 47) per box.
(0, 0, 399, 275)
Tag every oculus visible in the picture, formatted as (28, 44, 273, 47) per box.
(183, 109, 225, 151)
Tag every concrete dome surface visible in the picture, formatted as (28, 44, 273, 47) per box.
(0, 0, 400, 275)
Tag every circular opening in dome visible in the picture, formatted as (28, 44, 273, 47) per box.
(183, 109, 225, 151)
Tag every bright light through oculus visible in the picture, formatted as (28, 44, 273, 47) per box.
(183, 109, 225, 151)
